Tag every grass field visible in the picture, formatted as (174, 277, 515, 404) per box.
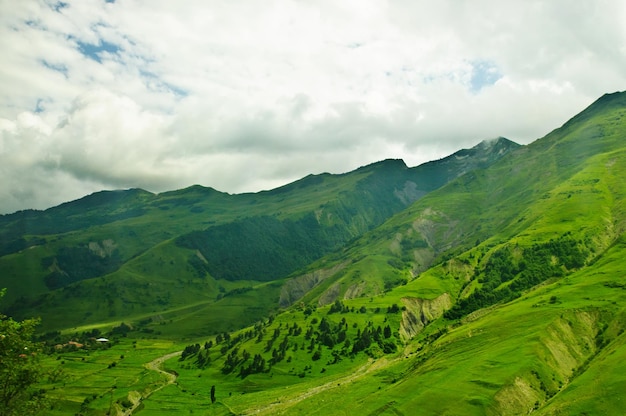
(39, 237, 626, 415)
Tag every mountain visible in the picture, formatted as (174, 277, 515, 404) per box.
(284, 92, 626, 309)
(6, 91, 626, 415)
(218, 91, 625, 415)
(0, 136, 518, 332)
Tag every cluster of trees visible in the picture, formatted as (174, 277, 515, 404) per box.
(265, 332, 291, 366)
(181, 343, 202, 360)
(41, 245, 122, 290)
(179, 322, 273, 375)
(387, 304, 402, 314)
(327, 300, 402, 315)
(180, 341, 214, 368)
(328, 300, 347, 314)
(176, 214, 352, 282)
(445, 237, 588, 320)
(265, 323, 301, 351)
(351, 322, 396, 355)
(328, 300, 372, 314)
(239, 353, 267, 378)
(384, 276, 408, 292)
(110, 322, 132, 336)
(179, 309, 399, 379)
(221, 347, 241, 374)
(0, 236, 46, 258)
(310, 317, 348, 350)
(221, 346, 272, 377)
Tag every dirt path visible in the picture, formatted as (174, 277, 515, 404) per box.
(242, 357, 391, 415)
(118, 350, 182, 416)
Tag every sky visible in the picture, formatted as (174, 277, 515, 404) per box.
(1, 0, 625, 214)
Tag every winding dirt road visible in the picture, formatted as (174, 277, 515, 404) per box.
(119, 350, 181, 416)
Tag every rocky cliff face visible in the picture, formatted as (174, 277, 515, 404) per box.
(278, 262, 347, 307)
(400, 293, 452, 339)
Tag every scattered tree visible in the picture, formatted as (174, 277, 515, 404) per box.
(383, 325, 392, 339)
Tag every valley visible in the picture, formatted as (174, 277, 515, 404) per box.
(1, 91, 626, 415)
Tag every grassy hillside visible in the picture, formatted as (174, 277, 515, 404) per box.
(291, 92, 625, 307)
(27, 91, 626, 415)
(36, 237, 626, 415)
(1, 137, 517, 335)
(140, 91, 626, 414)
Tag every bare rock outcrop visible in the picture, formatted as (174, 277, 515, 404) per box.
(279, 262, 346, 307)
(400, 293, 452, 340)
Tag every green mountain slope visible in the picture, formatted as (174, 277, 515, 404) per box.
(289, 91, 625, 308)
(20, 91, 626, 415)
(0, 137, 517, 332)
(123, 91, 625, 415)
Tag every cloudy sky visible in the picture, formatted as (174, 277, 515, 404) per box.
(1, 0, 625, 214)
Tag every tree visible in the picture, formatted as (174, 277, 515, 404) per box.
(0, 290, 46, 415)
(210, 385, 216, 404)
(329, 299, 345, 314)
(383, 325, 392, 339)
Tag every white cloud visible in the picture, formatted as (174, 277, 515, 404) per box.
(0, 0, 625, 213)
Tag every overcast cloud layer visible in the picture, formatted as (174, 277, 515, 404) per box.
(1, 0, 625, 214)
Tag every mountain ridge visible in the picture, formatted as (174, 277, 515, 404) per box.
(0, 135, 519, 316)
(3, 91, 626, 415)
(278, 91, 626, 308)
(0, 137, 518, 219)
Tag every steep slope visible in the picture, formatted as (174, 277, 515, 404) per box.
(128, 91, 626, 416)
(174, 138, 519, 284)
(254, 91, 626, 414)
(289, 91, 625, 308)
(0, 138, 517, 331)
(30, 92, 626, 416)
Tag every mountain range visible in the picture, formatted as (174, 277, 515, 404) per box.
(0, 135, 518, 332)
(2, 91, 626, 415)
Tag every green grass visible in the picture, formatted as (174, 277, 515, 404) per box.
(218, 236, 626, 416)
(43, 249, 624, 415)
(40, 337, 181, 415)
(11, 92, 626, 414)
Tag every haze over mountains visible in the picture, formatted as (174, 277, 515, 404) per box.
(1, 91, 626, 415)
